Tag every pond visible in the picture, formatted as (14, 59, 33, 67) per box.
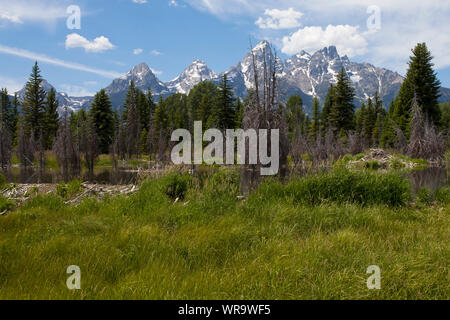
(2, 167, 141, 185)
(2, 166, 449, 193)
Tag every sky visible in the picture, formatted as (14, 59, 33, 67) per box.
(0, 0, 449, 97)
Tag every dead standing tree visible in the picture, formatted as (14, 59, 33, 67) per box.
(0, 122, 12, 170)
(407, 94, 445, 161)
(240, 41, 289, 192)
(53, 108, 80, 181)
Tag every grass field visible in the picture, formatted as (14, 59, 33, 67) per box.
(0, 168, 448, 299)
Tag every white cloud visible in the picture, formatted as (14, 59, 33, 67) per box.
(65, 33, 115, 53)
(151, 50, 162, 56)
(186, 0, 450, 73)
(132, 0, 147, 3)
(256, 8, 302, 29)
(59, 84, 95, 97)
(282, 24, 368, 57)
(0, 44, 122, 78)
(169, 0, 179, 7)
(0, 0, 67, 25)
(0, 75, 24, 93)
(133, 48, 144, 55)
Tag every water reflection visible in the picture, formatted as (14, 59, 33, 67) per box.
(408, 167, 448, 194)
(3, 167, 139, 185)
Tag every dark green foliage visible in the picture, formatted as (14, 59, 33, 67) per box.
(22, 62, 46, 139)
(43, 88, 59, 149)
(234, 98, 245, 128)
(416, 187, 433, 205)
(56, 180, 82, 199)
(254, 169, 411, 207)
(0, 172, 6, 189)
(286, 94, 304, 140)
(435, 186, 450, 205)
(321, 84, 335, 132)
(0, 195, 14, 212)
(162, 174, 191, 200)
(214, 74, 235, 130)
(89, 89, 115, 154)
(393, 43, 441, 132)
(187, 81, 218, 126)
(328, 68, 356, 133)
(309, 97, 320, 140)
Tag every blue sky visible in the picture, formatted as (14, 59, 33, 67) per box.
(1, 0, 449, 97)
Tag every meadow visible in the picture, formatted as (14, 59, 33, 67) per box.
(0, 167, 448, 299)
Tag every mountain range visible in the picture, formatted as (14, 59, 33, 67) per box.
(13, 40, 450, 114)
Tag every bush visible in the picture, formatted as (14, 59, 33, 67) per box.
(281, 168, 411, 206)
(56, 180, 82, 199)
(417, 187, 433, 205)
(0, 195, 14, 212)
(364, 160, 380, 170)
(435, 186, 450, 205)
(0, 173, 6, 190)
(162, 174, 191, 200)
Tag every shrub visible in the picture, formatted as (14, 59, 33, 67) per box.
(435, 186, 450, 205)
(282, 168, 411, 206)
(56, 180, 82, 199)
(417, 187, 433, 205)
(364, 160, 380, 170)
(0, 195, 14, 212)
(162, 174, 191, 200)
(0, 173, 6, 190)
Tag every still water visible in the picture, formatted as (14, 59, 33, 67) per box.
(2, 166, 449, 193)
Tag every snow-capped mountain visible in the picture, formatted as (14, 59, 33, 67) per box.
(104, 62, 169, 109)
(167, 59, 217, 94)
(14, 40, 450, 113)
(16, 79, 91, 113)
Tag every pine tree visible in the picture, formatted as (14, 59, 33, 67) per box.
(235, 98, 245, 128)
(355, 102, 366, 134)
(393, 43, 441, 132)
(286, 94, 304, 141)
(328, 68, 355, 133)
(43, 88, 59, 149)
(124, 81, 141, 158)
(215, 74, 235, 130)
(321, 84, 335, 133)
(22, 62, 46, 140)
(363, 97, 376, 143)
(89, 89, 115, 154)
(309, 96, 320, 140)
(11, 93, 19, 143)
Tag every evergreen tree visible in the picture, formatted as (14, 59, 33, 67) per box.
(89, 89, 115, 154)
(188, 81, 218, 126)
(235, 98, 245, 128)
(328, 68, 355, 133)
(286, 94, 304, 141)
(124, 81, 141, 158)
(43, 88, 59, 149)
(309, 97, 320, 140)
(22, 62, 46, 140)
(355, 102, 366, 134)
(215, 74, 235, 130)
(321, 84, 335, 133)
(11, 93, 19, 143)
(363, 97, 376, 143)
(393, 43, 441, 132)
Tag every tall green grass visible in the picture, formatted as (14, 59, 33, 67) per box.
(252, 168, 411, 207)
(0, 168, 448, 300)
